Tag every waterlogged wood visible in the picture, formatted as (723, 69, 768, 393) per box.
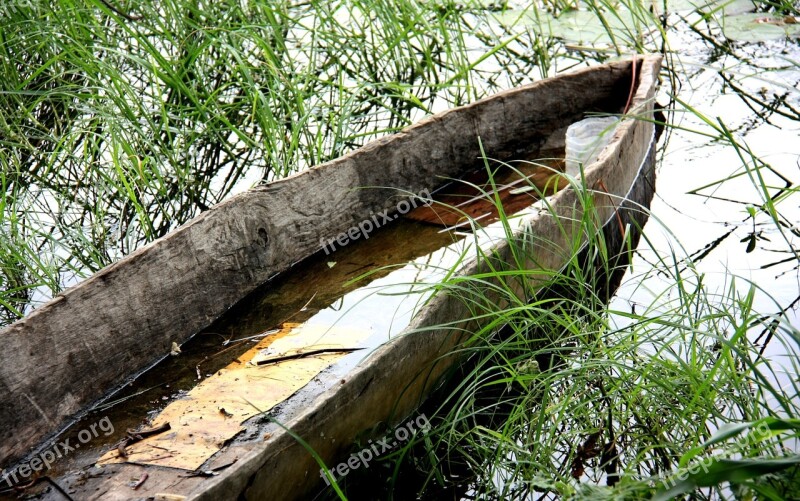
(192, 55, 661, 501)
(96, 323, 372, 471)
(2, 55, 661, 500)
(0, 57, 645, 466)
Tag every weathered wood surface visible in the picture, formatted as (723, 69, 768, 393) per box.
(24, 55, 663, 500)
(0, 55, 647, 467)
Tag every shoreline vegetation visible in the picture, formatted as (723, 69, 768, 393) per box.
(2, 0, 799, 499)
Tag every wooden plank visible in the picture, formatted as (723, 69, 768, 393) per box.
(31, 54, 663, 500)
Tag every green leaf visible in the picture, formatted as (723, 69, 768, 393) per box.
(679, 418, 800, 468)
(746, 235, 756, 253)
(721, 13, 800, 42)
(655, 456, 800, 501)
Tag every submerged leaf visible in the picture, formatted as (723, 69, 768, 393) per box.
(746, 234, 757, 253)
(98, 323, 370, 470)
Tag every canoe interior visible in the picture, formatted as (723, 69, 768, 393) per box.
(1, 219, 465, 486)
(195, 54, 660, 501)
(0, 55, 661, 501)
(404, 151, 568, 229)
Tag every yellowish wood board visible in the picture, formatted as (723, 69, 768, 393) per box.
(98, 323, 370, 470)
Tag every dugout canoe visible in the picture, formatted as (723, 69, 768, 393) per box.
(1, 54, 662, 499)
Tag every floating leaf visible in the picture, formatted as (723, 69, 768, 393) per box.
(740, 233, 757, 252)
(492, 9, 537, 28)
(551, 11, 622, 44)
(722, 13, 800, 42)
(493, 8, 641, 46)
(663, 0, 720, 13)
(717, 0, 758, 16)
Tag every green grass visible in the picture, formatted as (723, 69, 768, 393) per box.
(1, 0, 556, 320)
(5, 0, 654, 321)
(318, 154, 800, 500)
(2, 0, 799, 499)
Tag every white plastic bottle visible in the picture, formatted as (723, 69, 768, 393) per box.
(565, 116, 620, 177)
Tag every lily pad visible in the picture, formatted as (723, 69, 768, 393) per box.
(492, 9, 535, 27)
(722, 13, 800, 42)
(716, 0, 757, 16)
(664, 0, 719, 13)
(666, 0, 755, 15)
(494, 8, 643, 45)
(551, 10, 619, 44)
(492, 2, 791, 45)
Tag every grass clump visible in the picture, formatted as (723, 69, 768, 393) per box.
(319, 168, 800, 500)
(0, 0, 556, 322)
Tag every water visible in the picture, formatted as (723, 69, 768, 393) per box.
(2, 146, 592, 496)
(612, 36, 800, 403)
(2, 0, 799, 498)
(0, 219, 461, 498)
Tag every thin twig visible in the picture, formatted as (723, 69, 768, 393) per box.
(131, 472, 148, 490)
(97, 0, 143, 22)
(43, 477, 75, 501)
(115, 422, 172, 458)
(623, 55, 638, 115)
(255, 348, 365, 366)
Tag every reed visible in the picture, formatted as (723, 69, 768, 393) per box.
(2, 0, 798, 498)
(318, 152, 800, 500)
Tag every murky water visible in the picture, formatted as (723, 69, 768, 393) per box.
(612, 37, 800, 400)
(2, 145, 589, 496)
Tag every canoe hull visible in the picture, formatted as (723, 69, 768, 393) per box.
(199, 61, 660, 501)
(1, 55, 661, 501)
(210, 129, 659, 501)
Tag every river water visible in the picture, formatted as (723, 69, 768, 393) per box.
(612, 22, 800, 402)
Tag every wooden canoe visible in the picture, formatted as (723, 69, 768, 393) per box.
(0, 55, 661, 499)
